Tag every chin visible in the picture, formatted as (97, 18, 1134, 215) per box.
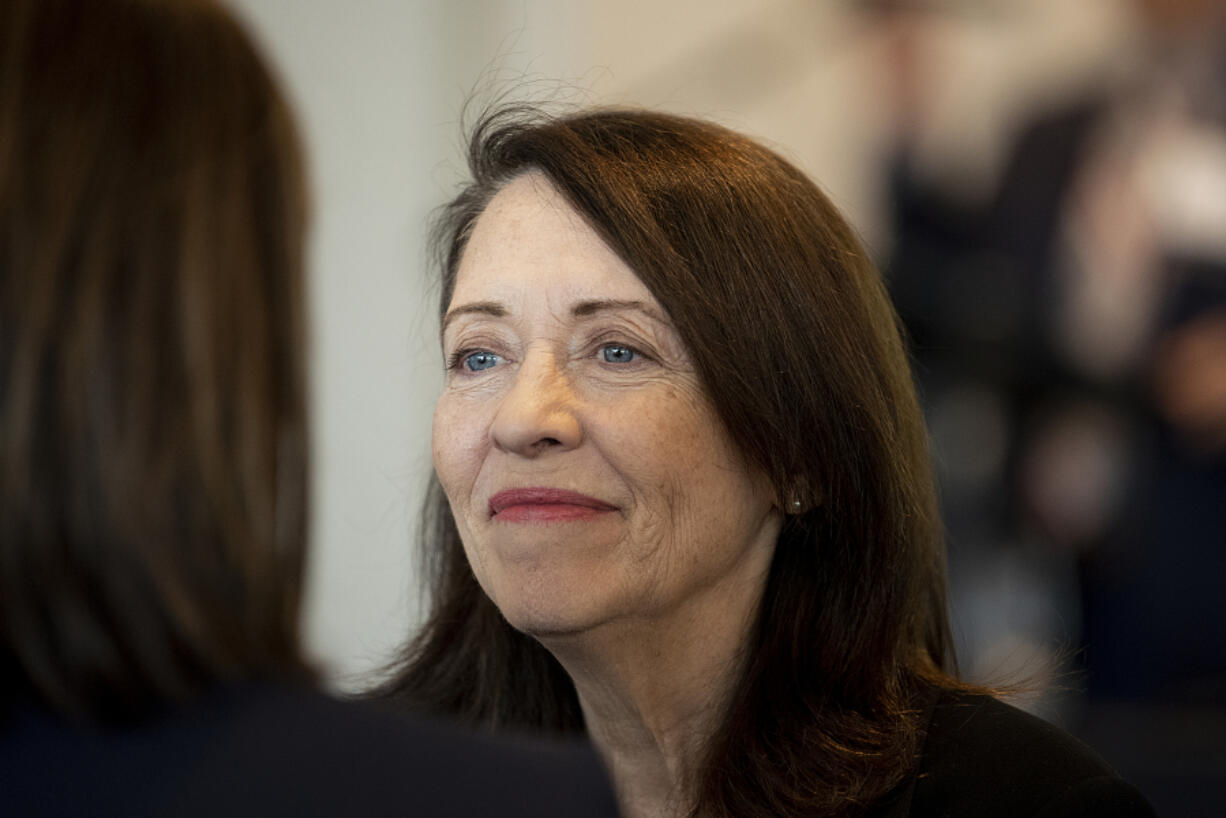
(484, 571, 616, 641)
(493, 594, 605, 640)
(474, 547, 623, 638)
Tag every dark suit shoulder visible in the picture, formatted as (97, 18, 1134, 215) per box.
(187, 685, 620, 818)
(903, 692, 1154, 818)
(2, 683, 619, 818)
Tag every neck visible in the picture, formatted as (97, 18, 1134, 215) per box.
(538, 546, 773, 818)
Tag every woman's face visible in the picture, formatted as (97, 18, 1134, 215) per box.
(434, 171, 782, 638)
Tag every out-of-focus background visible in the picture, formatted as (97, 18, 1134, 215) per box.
(230, 1, 1225, 813)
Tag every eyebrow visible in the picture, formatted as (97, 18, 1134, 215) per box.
(570, 299, 668, 324)
(441, 301, 506, 333)
(442, 298, 668, 334)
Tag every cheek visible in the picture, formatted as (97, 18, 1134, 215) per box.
(603, 388, 730, 534)
(432, 395, 492, 582)
(621, 385, 722, 480)
(612, 388, 766, 540)
(431, 395, 485, 501)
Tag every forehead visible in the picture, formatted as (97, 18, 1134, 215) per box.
(451, 171, 656, 308)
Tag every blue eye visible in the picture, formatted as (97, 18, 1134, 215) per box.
(463, 351, 501, 372)
(601, 344, 636, 364)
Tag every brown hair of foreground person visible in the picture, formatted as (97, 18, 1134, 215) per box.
(0, 0, 310, 723)
(375, 105, 958, 816)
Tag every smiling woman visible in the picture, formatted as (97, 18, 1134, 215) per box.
(435, 171, 778, 641)
(373, 106, 1155, 818)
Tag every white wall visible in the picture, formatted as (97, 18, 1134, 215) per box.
(229, 0, 457, 687)
(228, 0, 1132, 689)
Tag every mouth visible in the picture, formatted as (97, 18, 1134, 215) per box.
(488, 487, 618, 523)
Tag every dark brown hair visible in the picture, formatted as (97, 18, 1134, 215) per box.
(377, 106, 956, 816)
(0, 0, 311, 723)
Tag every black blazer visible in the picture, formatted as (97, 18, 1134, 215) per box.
(2, 683, 618, 817)
(872, 692, 1155, 818)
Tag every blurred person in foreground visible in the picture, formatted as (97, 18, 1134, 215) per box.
(0, 1, 617, 815)
(372, 105, 1154, 818)
(884, 0, 1226, 813)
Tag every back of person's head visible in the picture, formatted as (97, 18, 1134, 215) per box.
(0, 0, 311, 724)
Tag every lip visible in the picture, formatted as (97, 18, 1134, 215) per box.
(488, 487, 618, 523)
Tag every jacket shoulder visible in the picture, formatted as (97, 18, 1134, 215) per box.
(904, 692, 1154, 818)
(2, 684, 619, 818)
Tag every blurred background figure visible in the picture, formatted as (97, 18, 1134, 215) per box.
(881, 0, 1226, 813)
(0, 1, 617, 814)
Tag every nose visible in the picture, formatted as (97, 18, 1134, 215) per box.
(489, 351, 582, 457)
